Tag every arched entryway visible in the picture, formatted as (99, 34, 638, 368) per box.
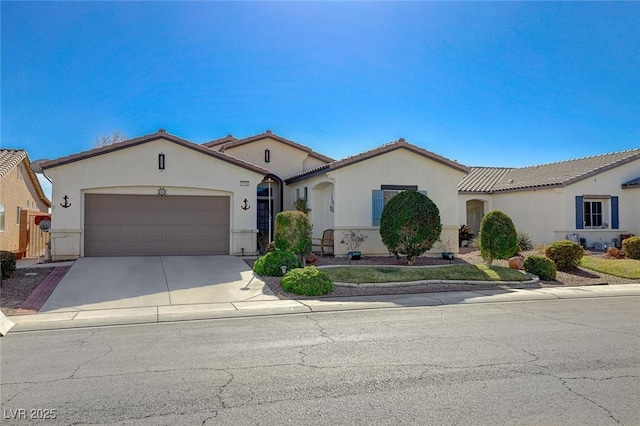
(257, 174, 283, 251)
(466, 199, 486, 238)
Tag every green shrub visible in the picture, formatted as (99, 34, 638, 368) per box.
(380, 190, 442, 265)
(478, 210, 518, 264)
(516, 231, 534, 252)
(253, 250, 303, 277)
(545, 240, 584, 271)
(622, 236, 640, 260)
(523, 255, 557, 280)
(280, 266, 333, 296)
(459, 225, 474, 245)
(274, 211, 312, 256)
(0, 251, 17, 280)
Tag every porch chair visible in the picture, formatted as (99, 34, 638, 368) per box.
(312, 229, 334, 256)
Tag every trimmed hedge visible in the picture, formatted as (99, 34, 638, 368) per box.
(253, 250, 303, 277)
(380, 190, 442, 265)
(523, 255, 557, 281)
(0, 251, 17, 280)
(280, 266, 333, 296)
(622, 236, 640, 260)
(478, 210, 518, 264)
(545, 240, 584, 271)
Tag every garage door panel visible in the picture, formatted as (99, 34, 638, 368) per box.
(85, 194, 230, 256)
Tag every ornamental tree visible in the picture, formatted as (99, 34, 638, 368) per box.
(380, 190, 442, 265)
(478, 210, 518, 264)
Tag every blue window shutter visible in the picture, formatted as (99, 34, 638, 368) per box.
(611, 196, 619, 229)
(575, 196, 584, 229)
(372, 190, 384, 226)
(418, 190, 428, 196)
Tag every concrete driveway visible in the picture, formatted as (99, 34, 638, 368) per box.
(40, 256, 277, 313)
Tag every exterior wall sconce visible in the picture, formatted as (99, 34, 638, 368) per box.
(159, 153, 165, 170)
(264, 149, 270, 163)
(241, 198, 251, 210)
(280, 265, 288, 275)
(158, 187, 167, 197)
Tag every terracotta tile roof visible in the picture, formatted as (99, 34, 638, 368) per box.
(0, 149, 27, 179)
(459, 148, 640, 193)
(622, 176, 640, 188)
(204, 130, 335, 164)
(285, 138, 470, 184)
(1, 149, 52, 207)
(41, 129, 269, 175)
(202, 134, 237, 148)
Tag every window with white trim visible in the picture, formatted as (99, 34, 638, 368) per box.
(0, 203, 5, 231)
(576, 195, 618, 230)
(584, 200, 603, 228)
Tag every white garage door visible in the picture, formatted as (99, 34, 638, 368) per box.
(84, 194, 230, 256)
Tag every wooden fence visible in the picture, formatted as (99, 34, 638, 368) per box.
(18, 210, 50, 259)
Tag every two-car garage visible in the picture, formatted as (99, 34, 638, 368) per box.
(41, 131, 268, 260)
(84, 194, 230, 256)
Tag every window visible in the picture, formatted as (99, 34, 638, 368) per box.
(0, 203, 4, 231)
(372, 186, 425, 226)
(16, 206, 22, 224)
(575, 195, 619, 230)
(584, 201, 602, 228)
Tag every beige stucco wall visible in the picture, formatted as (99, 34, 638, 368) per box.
(222, 137, 328, 180)
(294, 149, 466, 256)
(45, 138, 264, 259)
(0, 160, 50, 252)
(458, 159, 640, 247)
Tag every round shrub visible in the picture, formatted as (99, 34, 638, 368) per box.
(622, 236, 640, 260)
(523, 255, 557, 281)
(0, 250, 17, 280)
(478, 210, 518, 264)
(545, 240, 584, 271)
(253, 250, 303, 277)
(380, 190, 442, 265)
(280, 266, 333, 296)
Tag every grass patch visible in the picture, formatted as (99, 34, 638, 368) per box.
(580, 257, 640, 279)
(323, 264, 529, 283)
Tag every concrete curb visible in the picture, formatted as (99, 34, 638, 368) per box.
(5, 284, 640, 333)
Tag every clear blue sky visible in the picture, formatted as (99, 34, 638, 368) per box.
(2, 2, 639, 190)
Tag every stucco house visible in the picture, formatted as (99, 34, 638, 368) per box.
(41, 129, 468, 260)
(459, 148, 640, 249)
(0, 149, 52, 256)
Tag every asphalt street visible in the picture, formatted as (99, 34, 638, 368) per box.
(1, 296, 639, 425)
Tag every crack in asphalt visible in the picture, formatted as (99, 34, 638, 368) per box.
(518, 308, 640, 339)
(298, 314, 336, 367)
(559, 378, 622, 424)
(216, 370, 234, 410)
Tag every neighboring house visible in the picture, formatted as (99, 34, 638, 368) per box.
(459, 148, 640, 249)
(41, 129, 468, 260)
(0, 149, 52, 255)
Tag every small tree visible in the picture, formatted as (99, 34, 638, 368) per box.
(274, 211, 312, 258)
(478, 210, 518, 264)
(380, 190, 442, 265)
(94, 131, 127, 148)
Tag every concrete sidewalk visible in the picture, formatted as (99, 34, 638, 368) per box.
(5, 284, 640, 333)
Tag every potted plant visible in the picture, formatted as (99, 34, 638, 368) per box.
(459, 225, 474, 247)
(436, 236, 456, 261)
(340, 230, 368, 261)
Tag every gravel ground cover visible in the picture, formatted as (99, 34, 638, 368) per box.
(1, 268, 54, 316)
